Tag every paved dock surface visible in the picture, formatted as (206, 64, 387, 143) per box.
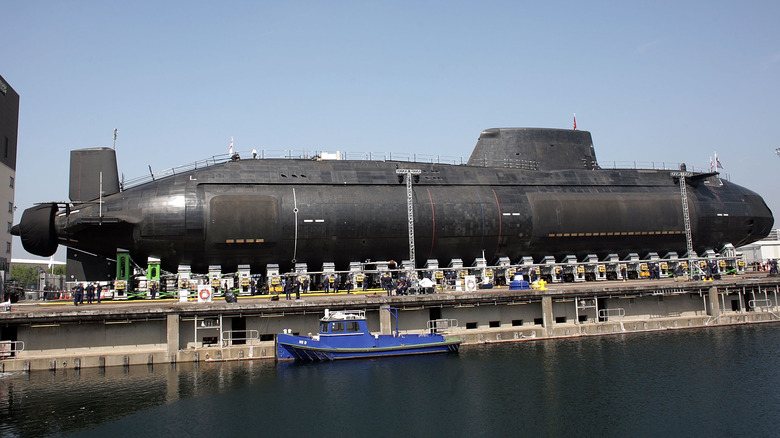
(2, 273, 774, 321)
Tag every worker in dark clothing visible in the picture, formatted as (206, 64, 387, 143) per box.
(383, 274, 393, 296)
(73, 283, 84, 306)
(85, 283, 95, 304)
(284, 277, 293, 300)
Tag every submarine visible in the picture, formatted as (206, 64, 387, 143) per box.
(12, 128, 774, 276)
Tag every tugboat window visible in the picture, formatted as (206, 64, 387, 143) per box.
(346, 321, 360, 332)
(332, 322, 344, 332)
(321, 322, 329, 333)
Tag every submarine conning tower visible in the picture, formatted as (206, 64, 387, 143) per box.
(467, 128, 599, 171)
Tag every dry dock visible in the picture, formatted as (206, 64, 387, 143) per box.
(2, 274, 779, 372)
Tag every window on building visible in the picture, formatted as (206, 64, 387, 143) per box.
(5, 242, 10, 253)
(6, 222, 10, 233)
(7, 202, 12, 213)
(9, 177, 13, 188)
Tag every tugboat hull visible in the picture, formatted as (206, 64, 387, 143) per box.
(276, 334, 461, 361)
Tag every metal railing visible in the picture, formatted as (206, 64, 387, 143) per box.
(748, 299, 774, 311)
(119, 147, 720, 191)
(121, 150, 467, 190)
(221, 329, 260, 347)
(598, 308, 625, 321)
(427, 319, 459, 334)
(0, 340, 24, 357)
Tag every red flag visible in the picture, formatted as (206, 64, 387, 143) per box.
(573, 113, 577, 130)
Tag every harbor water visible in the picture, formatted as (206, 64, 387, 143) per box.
(2, 323, 779, 437)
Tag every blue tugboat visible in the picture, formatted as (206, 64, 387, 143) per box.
(276, 309, 461, 361)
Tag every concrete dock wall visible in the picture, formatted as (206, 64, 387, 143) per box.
(17, 320, 167, 356)
(2, 277, 779, 372)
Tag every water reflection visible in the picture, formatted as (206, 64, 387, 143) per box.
(0, 360, 277, 437)
(2, 324, 779, 437)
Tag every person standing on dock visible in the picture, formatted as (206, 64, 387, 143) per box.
(96, 284, 102, 304)
(302, 277, 309, 294)
(382, 273, 392, 296)
(284, 277, 293, 300)
(73, 283, 84, 306)
(85, 283, 95, 304)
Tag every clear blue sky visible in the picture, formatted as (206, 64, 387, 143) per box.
(4, 0, 780, 260)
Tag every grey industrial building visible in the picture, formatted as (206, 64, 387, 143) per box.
(0, 74, 19, 274)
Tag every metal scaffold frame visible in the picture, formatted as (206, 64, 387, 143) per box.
(396, 168, 422, 272)
(671, 171, 705, 279)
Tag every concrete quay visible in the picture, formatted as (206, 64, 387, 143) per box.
(1, 274, 779, 372)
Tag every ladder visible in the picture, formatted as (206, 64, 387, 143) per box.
(670, 171, 700, 279)
(396, 168, 422, 271)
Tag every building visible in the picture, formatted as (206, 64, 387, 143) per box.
(739, 228, 780, 264)
(0, 74, 19, 275)
(10, 258, 67, 295)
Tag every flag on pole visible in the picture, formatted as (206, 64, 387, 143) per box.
(229, 137, 234, 155)
(714, 151, 723, 169)
(573, 113, 577, 130)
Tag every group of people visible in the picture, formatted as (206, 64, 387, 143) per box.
(72, 282, 103, 305)
(379, 273, 415, 296)
(281, 276, 310, 300)
(317, 274, 370, 293)
(752, 260, 778, 274)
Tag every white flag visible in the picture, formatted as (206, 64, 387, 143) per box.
(714, 151, 723, 169)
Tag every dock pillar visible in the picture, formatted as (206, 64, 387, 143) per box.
(379, 305, 392, 335)
(167, 314, 180, 361)
(707, 286, 720, 318)
(542, 295, 554, 336)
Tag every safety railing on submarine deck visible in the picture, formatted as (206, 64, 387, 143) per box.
(120, 148, 726, 190)
(121, 149, 468, 190)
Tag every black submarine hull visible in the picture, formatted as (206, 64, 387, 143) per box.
(14, 128, 774, 274)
